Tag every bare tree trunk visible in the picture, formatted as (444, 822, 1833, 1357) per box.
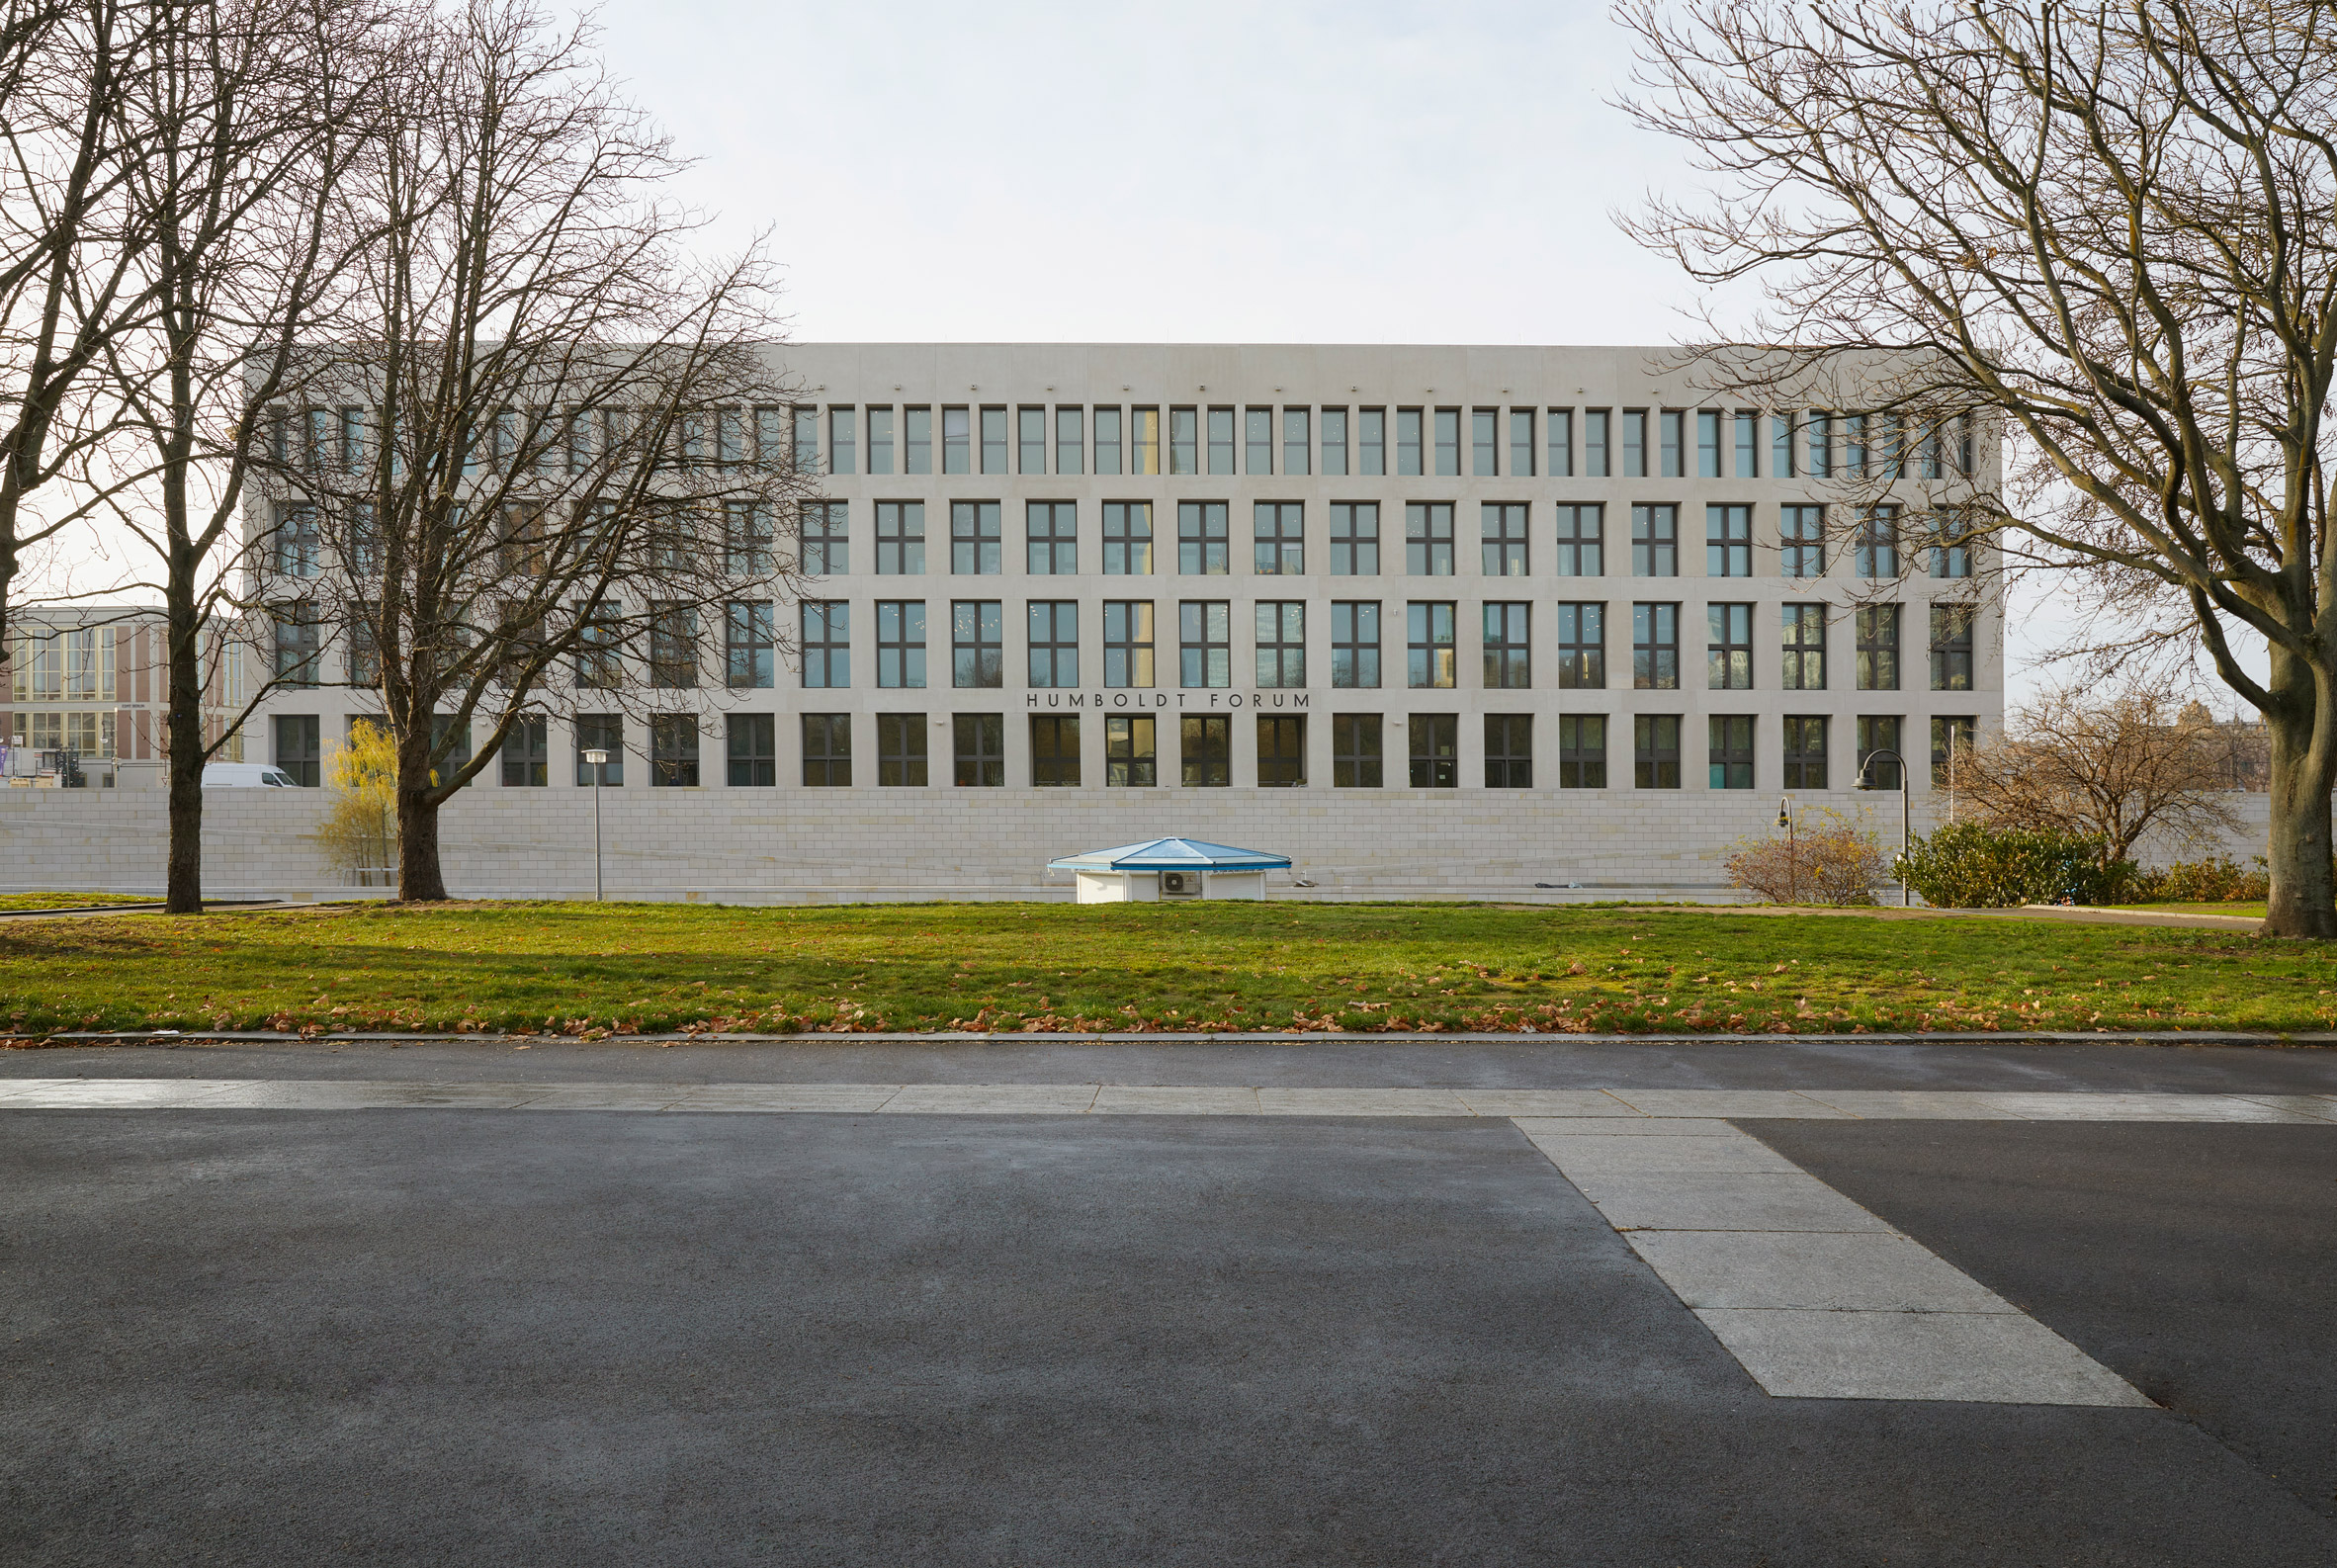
(162, 574, 205, 915)
(2262, 657, 2337, 938)
(393, 723, 448, 901)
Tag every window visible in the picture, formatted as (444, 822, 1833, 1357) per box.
(574, 714, 622, 786)
(792, 406, 820, 472)
(274, 605, 322, 686)
(1632, 602, 1680, 689)
(1333, 713, 1382, 787)
(876, 501, 925, 573)
(1781, 505, 1824, 577)
(1856, 603, 1901, 690)
(1621, 409, 1647, 477)
(726, 600, 775, 689)
(1485, 714, 1531, 788)
(1331, 600, 1381, 688)
(350, 504, 384, 576)
(1207, 406, 1236, 475)
(1028, 600, 1079, 688)
(1708, 715, 1754, 789)
(1547, 408, 1572, 477)
(1253, 501, 1304, 574)
(1396, 408, 1424, 475)
(952, 500, 1002, 574)
(499, 717, 549, 786)
(1734, 410, 1758, 478)
(1554, 504, 1603, 576)
(1330, 502, 1379, 574)
(1697, 409, 1723, 478)
(1483, 602, 1529, 689)
(1406, 601, 1457, 689)
(867, 406, 894, 475)
(1856, 506, 1900, 577)
(573, 602, 621, 690)
(1511, 409, 1535, 477)
(1780, 604, 1826, 690)
(953, 599, 1003, 688)
(877, 600, 926, 688)
(1634, 714, 1682, 789)
(1932, 715, 1977, 788)
(1169, 406, 1197, 474)
(1245, 406, 1272, 474)
(1321, 408, 1348, 476)
(1930, 602, 1976, 691)
(981, 406, 1007, 474)
(801, 601, 848, 688)
(1857, 715, 1904, 790)
(1772, 411, 1796, 478)
(1105, 715, 1156, 786)
(649, 603, 699, 688)
(1057, 406, 1084, 475)
(1585, 408, 1610, 477)
(1556, 602, 1604, 689)
(1179, 600, 1231, 687)
(274, 504, 320, 577)
(1257, 715, 1306, 787)
(346, 606, 381, 688)
(1482, 503, 1528, 575)
(802, 714, 850, 786)
(1180, 715, 1230, 786)
(727, 713, 776, 786)
(1558, 715, 1606, 788)
(727, 504, 775, 575)
(1781, 715, 1827, 790)
(828, 407, 856, 476)
(1472, 409, 1498, 476)
(1405, 502, 1454, 575)
(273, 714, 320, 786)
(1031, 715, 1080, 786)
(1433, 408, 1461, 477)
(1027, 501, 1077, 574)
(1177, 501, 1229, 573)
(1282, 407, 1310, 476)
(877, 713, 927, 786)
(1103, 600, 1155, 687)
(906, 406, 932, 475)
(1707, 602, 1753, 690)
(1255, 601, 1305, 687)
(1018, 406, 1046, 474)
(942, 406, 970, 474)
(1806, 411, 1833, 479)
(1659, 410, 1685, 477)
(1093, 407, 1120, 475)
(953, 713, 1003, 786)
(1358, 407, 1386, 475)
(1102, 501, 1154, 573)
(1705, 505, 1752, 577)
(1131, 406, 1161, 476)
(1631, 504, 1678, 576)
(1408, 714, 1458, 788)
(1844, 414, 1867, 478)
(650, 715, 700, 786)
(1928, 515, 1974, 578)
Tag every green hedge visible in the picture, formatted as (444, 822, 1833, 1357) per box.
(1895, 824, 2133, 908)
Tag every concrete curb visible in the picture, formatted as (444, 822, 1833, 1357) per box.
(23, 1027, 2337, 1049)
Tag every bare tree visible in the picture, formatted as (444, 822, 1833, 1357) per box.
(1617, 1, 2337, 935)
(270, 0, 808, 902)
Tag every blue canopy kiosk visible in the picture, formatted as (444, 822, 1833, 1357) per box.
(1047, 837, 1293, 904)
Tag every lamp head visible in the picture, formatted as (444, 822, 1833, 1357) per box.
(582, 748, 609, 765)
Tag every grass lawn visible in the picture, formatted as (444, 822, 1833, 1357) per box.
(2, 899, 2334, 1039)
(0, 892, 160, 913)
(2121, 902, 2269, 918)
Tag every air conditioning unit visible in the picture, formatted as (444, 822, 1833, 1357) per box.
(1160, 870, 1201, 898)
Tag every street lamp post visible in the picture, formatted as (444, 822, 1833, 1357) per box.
(583, 747, 609, 902)
(1859, 748, 1912, 907)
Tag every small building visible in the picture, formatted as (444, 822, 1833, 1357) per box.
(1048, 837, 1293, 904)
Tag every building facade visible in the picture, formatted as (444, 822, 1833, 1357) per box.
(1, 604, 248, 784)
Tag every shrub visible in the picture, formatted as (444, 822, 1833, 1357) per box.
(2121, 856, 2270, 904)
(1895, 823, 2132, 908)
(313, 719, 398, 886)
(1726, 807, 1888, 906)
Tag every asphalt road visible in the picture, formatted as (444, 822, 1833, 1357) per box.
(4, 1098, 2333, 1565)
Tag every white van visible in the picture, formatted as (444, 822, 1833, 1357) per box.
(203, 762, 303, 788)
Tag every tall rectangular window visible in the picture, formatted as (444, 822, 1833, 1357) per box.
(1633, 601, 1680, 690)
(1483, 602, 1530, 689)
(1358, 407, 1386, 475)
(574, 713, 623, 787)
(1092, 406, 1120, 475)
(1585, 408, 1611, 477)
(1856, 604, 1900, 691)
(1408, 713, 1458, 787)
(726, 713, 775, 787)
(1333, 713, 1382, 787)
(1806, 411, 1833, 479)
(1257, 715, 1306, 787)
(272, 714, 320, 786)
(1245, 406, 1272, 474)
(1254, 501, 1304, 574)
(1178, 501, 1229, 573)
(1255, 601, 1305, 687)
(1928, 515, 1974, 578)
(801, 500, 847, 574)
(1558, 715, 1606, 788)
(876, 500, 924, 573)
(1707, 715, 1754, 789)
(793, 406, 820, 472)
(877, 600, 927, 689)
(942, 406, 969, 474)
(1484, 714, 1532, 788)
(1697, 409, 1723, 478)
(1027, 600, 1079, 688)
(1330, 502, 1379, 574)
(1930, 602, 1976, 690)
(1556, 602, 1604, 689)
(1631, 504, 1679, 576)
(1131, 407, 1161, 476)
(1856, 506, 1900, 577)
(1396, 408, 1424, 476)
(1332, 600, 1381, 689)
(1472, 408, 1498, 476)
(726, 601, 775, 689)
(1547, 407, 1573, 477)
(828, 407, 856, 476)
(1018, 406, 1046, 474)
(951, 500, 1001, 574)
(1554, 503, 1603, 576)
(1705, 504, 1752, 577)
(1282, 406, 1310, 476)
(1105, 715, 1156, 786)
(573, 601, 620, 690)
(1048, 407, 1079, 474)
(1857, 715, 1904, 790)
(1510, 409, 1535, 477)
(1634, 714, 1682, 789)
(1180, 715, 1230, 786)
(1026, 500, 1077, 574)
(1405, 502, 1454, 575)
(1208, 406, 1236, 475)
(1406, 600, 1456, 689)
(1102, 500, 1154, 573)
(867, 406, 895, 475)
(1660, 410, 1686, 478)
(1170, 406, 1199, 475)
(1030, 715, 1080, 786)
(1781, 504, 1824, 577)
(501, 716, 550, 787)
(953, 713, 1004, 786)
(651, 714, 701, 786)
(649, 603, 699, 688)
(1734, 410, 1758, 478)
(953, 600, 1003, 688)
(1781, 715, 1827, 790)
(1321, 407, 1348, 476)
(1706, 602, 1753, 689)
(1621, 409, 1647, 477)
(1844, 414, 1868, 478)
(1179, 600, 1231, 688)
(1772, 411, 1795, 478)
(905, 406, 932, 475)
(1932, 716, 1978, 788)
(877, 713, 927, 786)
(274, 605, 322, 686)
(981, 406, 1007, 474)
(1482, 502, 1528, 575)
(801, 601, 848, 688)
(1780, 604, 1826, 690)
(1103, 600, 1155, 688)
(274, 504, 321, 577)
(1434, 408, 1461, 477)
